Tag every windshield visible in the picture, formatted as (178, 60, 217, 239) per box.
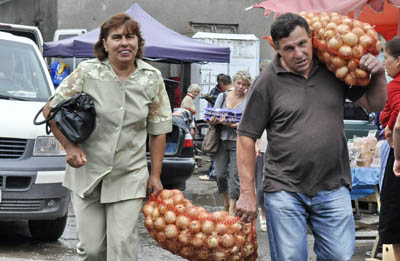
(0, 39, 51, 101)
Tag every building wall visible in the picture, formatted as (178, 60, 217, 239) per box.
(56, 0, 276, 62)
(0, 0, 57, 42)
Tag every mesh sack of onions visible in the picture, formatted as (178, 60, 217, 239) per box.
(142, 189, 258, 261)
(299, 11, 381, 86)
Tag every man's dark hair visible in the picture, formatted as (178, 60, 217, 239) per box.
(220, 74, 232, 85)
(385, 36, 400, 58)
(216, 73, 225, 84)
(270, 13, 311, 49)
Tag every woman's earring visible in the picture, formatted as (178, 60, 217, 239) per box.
(104, 48, 108, 53)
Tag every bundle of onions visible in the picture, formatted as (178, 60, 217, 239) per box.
(299, 11, 380, 86)
(142, 189, 258, 261)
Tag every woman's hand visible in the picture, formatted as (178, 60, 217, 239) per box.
(147, 173, 163, 196)
(393, 160, 400, 177)
(65, 144, 87, 168)
(385, 126, 393, 147)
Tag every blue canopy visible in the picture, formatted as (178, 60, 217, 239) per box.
(43, 3, 230, 63)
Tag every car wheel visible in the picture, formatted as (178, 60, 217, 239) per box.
(28, 214, 68, 241)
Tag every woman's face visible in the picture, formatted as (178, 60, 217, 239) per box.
(191, 89, 200, 98)
(384, 48, 400, 78)
(233, 78, 249, 95)
(103, 25, 138, 66)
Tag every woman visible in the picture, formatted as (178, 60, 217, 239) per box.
(209, 70, 252, 216)
(379, 36, 400, 261)
(42, 13, 172, 260)
(181, 83, 201, 116)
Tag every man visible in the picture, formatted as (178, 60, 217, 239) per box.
(235, 13, 386, 260)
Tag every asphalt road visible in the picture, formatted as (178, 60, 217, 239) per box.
(0, 156, 381, 260)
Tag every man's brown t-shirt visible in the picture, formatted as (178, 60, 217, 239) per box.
(238, 54, 367, 196)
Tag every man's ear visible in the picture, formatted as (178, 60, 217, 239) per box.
(264, 36, 278, 51)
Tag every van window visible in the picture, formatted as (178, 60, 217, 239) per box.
(0, 39, 51, 101)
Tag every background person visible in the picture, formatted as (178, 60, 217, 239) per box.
(42, 13, 172, 260)
(208, 70, 252, 215)
(200, 74, 233, 181)
(379, 36, 400, 261)
(180, 83, 201, 137)
(235, 13, 386, 260)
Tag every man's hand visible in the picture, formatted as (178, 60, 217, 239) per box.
(386, 126, 393, 147)
(65, 144, 87, 168)
(235, 192, 258, 223)
(359, 53, 385, 75)
(393, 159, 400, 177)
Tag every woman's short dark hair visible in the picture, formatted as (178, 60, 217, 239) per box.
(220, 74, 232, 85)
(94, 13, 145, 61)
(270, 12, 310, 49)
(385, 36, 400, 58)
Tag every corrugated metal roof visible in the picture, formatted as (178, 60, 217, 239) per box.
(192, 32, 259, 41)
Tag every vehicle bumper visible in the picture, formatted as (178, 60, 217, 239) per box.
(0, 156, 69, 221)
(148, 157, 195, 188)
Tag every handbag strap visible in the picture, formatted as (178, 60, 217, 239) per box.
(33, 102, 64, 135)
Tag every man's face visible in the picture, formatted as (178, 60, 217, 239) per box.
(277, 26, 313, 77)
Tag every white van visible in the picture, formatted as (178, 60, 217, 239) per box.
(0, 28, 69, 241)
(52, 28, 87, 70)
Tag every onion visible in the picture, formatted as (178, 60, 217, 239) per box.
(336, 24, 351, 34)
(318, 40, 327, 52)
(324, 29, 335, 39)
(318, 28, 326, 38)
(174, 204, 186, 213)
(355, 68, 369, 79)
(363, 23, 373, 31)
(347, 60, 358, 71)
(164, 224, 179, 239)
(353, 20, 363, 29)
(320, 15, 330, 24)
(147, 201, 157, 208)
(215, 223, 228, 235)
(352, 45, 364, 59)
(359, 35, 373, 48)
(230, 255, 241, 261)
(367, 29, 377, 39)
(351, 27, 365, 37)
(221, 233, 235, 248)
(172, 193, 185, 205)
(331, 56, 346, 67)
(230, 222, 242, 233)
(327, 37, 342, 50)
(235, 234, 246, 245)
(331, 15, 342, 25)
(242, 223, 252, 234)
(198, 211, 210, 219)
(176, 215, 190, 229)
(192, 232, 206, 247)
(156, 231, 167, 244)
(373, 40, 382, 55)
(214, 250, 228, 260)
(342, 17, 353, 26)
(152, 207, 160, 219)
(231, 245, 241, 254)
(312, 21, 322, 31)
(338, 45, 352, 56)
(242, 242, 255, 257)
(327, 63, 336, 73)
(326, 22, 337, 31)
(164, 210, 176, 224)
(201, 220, 215, 234)
(335, 66, 349, 79)
(163, 198, 174, 206)
(207, 234, 219, 248)
(189, 220, 202, 234)
(142, 204, 154, 217)
(197, 248, 210, 260)
(180, 246, 193, 257)
(178, 230, 191, 245)
(186, 206, 200, 217)
(144, 216, 154, 230)
(311, 16, 320, 23)
(160, 190, 173, 200)
(342, 32, 358, 47)
(322, 52, 331, 64)
(212, 211, 228, 221)
(154, 217, 166, 231)
(345, 74, 357, 86)
(166, 241, 179, 254)
(158, 203, 168, 215)
(357, 77, 371, 86)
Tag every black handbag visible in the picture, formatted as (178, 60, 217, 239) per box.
(33, 93, 96, 143)
(201, 125, 221, 155)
